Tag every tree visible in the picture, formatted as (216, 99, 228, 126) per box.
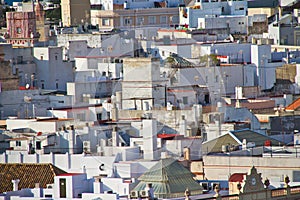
(199, 54, 219, 66)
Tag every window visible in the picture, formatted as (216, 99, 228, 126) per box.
(102, 18, 110, 26)
(172, 16, 179, 23)
(36, 141, 41, 150)
(16, 27, 22, 34)
(16, 141, 21, 146)
(215, 75, 219, 82)
(160, 16, 167, 24)
(55, 55, 58, 60)
(183, 96, 188, 105)
(41, 83, 44, 89)
(40, 56, 43, 60)
(77, 113, 85, 121)
(124, 18, 132, 25)
(148, 16, 156, 24)
(97, 113, 102, 120)
(162, 51, 165, 56)
(137, 17, 144, 25)
(17, 56, 23, 64)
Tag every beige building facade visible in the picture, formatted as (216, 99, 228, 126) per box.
(91, 7, 179, 30)
(61, 0, 91, 26)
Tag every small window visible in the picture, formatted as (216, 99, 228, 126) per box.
(16, 27, 22, 34)
(36, 141, 41, 150)
(160, 16, 167, 24)
(148, 16, 156, 24)
(16, 141, 21, 146)
(17, 56, 23, 64)
(55, 55, 58, 60)
(215, 75, 219, 83)
(102, 18, 110, 26)
(183, 96, 188, 105)
(124, 18, 132, 25)
(41, 83, 44, 89)
(77, 113, 85, 121)
(137, 17, 144, 25)
(40, 56, 43, 60)
(162, 51, 165, 56)
(56, 82, 58, 89)
(97, 113, 102, 120)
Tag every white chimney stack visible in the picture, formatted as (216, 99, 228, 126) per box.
(12, 179, 20, 191)
(179, 115, 187, 137)
(112, 127, 119, 147)
(142, 118, 158, 160)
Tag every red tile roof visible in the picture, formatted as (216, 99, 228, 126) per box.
(229, 173, 247, 182)
(0, 163, 66, 193)
(57, 173, 84, 176)
(157, 134, 179, 139)
(285, 98, 300, 111)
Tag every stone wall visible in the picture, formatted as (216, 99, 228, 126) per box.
(0, 60, 19, 91)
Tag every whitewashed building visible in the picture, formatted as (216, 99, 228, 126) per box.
(33, 47, 74, 91)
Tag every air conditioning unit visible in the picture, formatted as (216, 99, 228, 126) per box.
(83, 141, 91, 153)
(140, 190, 149, 198)
(130, 191, 139, 199)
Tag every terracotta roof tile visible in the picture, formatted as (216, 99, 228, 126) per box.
(286, 98, 300, 111)
(0, 163, 66, 193)
(229, 173, 247, 182)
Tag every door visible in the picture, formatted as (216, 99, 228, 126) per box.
(59, 178, 66, 198)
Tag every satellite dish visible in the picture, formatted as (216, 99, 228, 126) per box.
(25, 84, 30, 90)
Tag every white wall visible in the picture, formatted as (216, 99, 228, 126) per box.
(57, 34, 103, 48)
(0, 152, 120, 178)
(164, 138, 202, 160)
(33, 47, 74, 91)
(102, 178, 130, 195)
(198, 16, 248, 34)
(122, 58, 164, 109)
(203, 155, 300, 183)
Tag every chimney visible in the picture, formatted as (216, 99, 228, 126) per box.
(278, 6, 282, 20)
(142, 118, 158, 160)
(12, 179, 20, 191)
(33, 183, 42, 198)
(179, 115, 187, 137)
(69, 125, 75, 154)
(116, 91, 122, 109)
(192, 104, 202, 126)
(183, 147, 191, 161)
(93, 177, 103, 193)
(111, 103, 118, 121)
(112, 126, 119, 147)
